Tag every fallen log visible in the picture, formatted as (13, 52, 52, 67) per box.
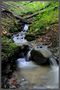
(23, 6, 58, 19)
(1, 3, 51, 20)
(1, 9, 31, 24)
(1, 5, 58, 23)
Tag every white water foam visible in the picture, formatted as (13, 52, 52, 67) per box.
(17, 58, 38, 69)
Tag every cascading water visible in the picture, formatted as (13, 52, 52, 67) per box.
(44, 54, 59, 88)
(49, 56, 58, 66)
(13, 23, 59, 89)
(23, 24, 29, 32)
(13, 24, 29, 45)
(17, 58, 38, 69)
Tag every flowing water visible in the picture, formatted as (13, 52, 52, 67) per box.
(13, 24, 59, 89)
(13, 31, 28, 45)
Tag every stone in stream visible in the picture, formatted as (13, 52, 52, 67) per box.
(30, 45, 52, 65)
(23, 45, 30, 56)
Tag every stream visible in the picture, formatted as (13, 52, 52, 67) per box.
(13, 24, 59, 89)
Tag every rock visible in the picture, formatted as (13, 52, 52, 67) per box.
(1, 76, 9, 88)
(19, 52, 24, 58)
(6, 33, 12, 38)
(25, 34, 35, 41)
(23, 45, 30, 56)
(8, 77, 17, 88)
(2, 30, 7, 35)
(30, 50, 50, 65)
(35, 45, 52, 58)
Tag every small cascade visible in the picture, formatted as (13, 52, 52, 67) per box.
(13, 24, 29, 45)
(44, 55, 59, 88)
(23, 24, 29, 32)
(49, 56, 58, 66)
(13, 24, 59, 89)
(26, 48, 32, 61)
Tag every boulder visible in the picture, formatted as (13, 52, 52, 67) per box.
(30, 50, 50, 65)
(23, 45, 30, 56)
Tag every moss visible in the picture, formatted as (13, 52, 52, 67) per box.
(1, 36, 22, 79)
(1, 36, 21, 61)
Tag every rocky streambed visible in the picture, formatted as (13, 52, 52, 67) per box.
(7, 27, 59, 89)
(1, 24, 59, 89)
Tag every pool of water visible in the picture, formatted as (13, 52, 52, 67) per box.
(17, 57, 59, 89)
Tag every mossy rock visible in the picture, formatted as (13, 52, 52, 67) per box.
(1, 36, 22, 76)
(23, 45, 30, 55)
